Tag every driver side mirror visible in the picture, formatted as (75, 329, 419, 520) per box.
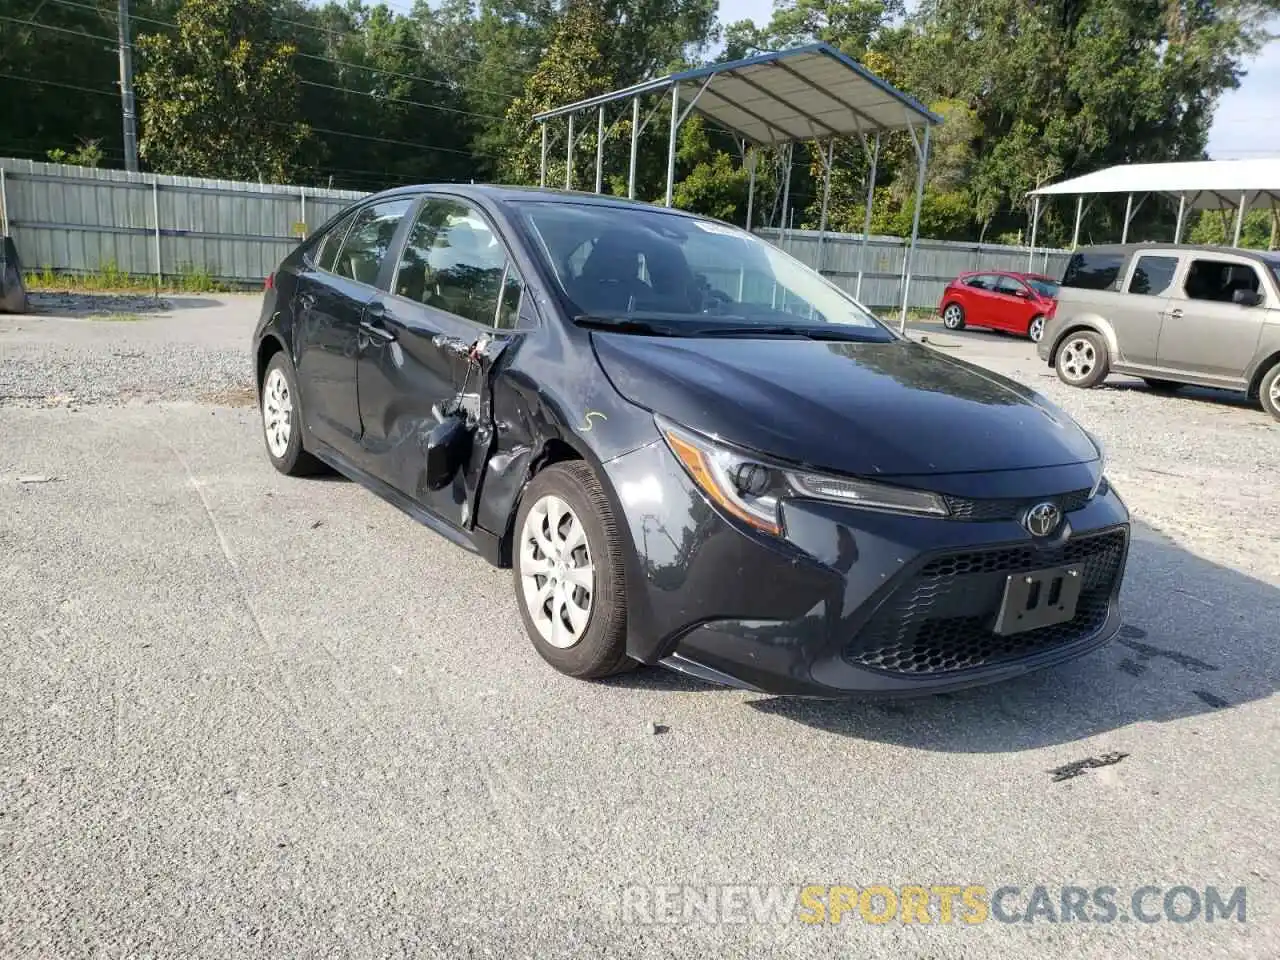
(1232, 288, 1263, 307)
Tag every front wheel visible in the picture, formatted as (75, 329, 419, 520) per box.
(1055, 331, 1110, 388)
(1259, 363, 1280, 421)
(512, 461, 633, 679)
(941, 303, 966, 330)
(1028, 315, 1046, 343)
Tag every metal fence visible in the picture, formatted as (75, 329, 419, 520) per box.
(0, 158, 365, 284)
(0, 157, 1071, 301)
(757, 228, 1072, 311)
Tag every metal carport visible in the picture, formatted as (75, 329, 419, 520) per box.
(1028, 159, 1280, 257)
(531, 43, 942, 326)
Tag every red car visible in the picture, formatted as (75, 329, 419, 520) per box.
(937, 270, 1060, 342)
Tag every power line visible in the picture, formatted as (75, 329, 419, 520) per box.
(298, 78, 502, 120)
(269, 121, 488, 158)
(0, 13, 116, 43)
(0, 71, 120, 98)
(42, 0, 522, 103)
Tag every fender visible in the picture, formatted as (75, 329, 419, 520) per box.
(1048, 312, 1122, 365)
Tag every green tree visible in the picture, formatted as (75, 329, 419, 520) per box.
(1188, 208, 1279, 250)
(135, 0, 310, 181)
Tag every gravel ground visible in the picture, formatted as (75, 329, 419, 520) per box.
(1, 298, 1277, 959)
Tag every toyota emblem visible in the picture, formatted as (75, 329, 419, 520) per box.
(1023, 502, 1063, 538)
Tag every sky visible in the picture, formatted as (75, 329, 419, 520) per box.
(714, 0, 1280, 160)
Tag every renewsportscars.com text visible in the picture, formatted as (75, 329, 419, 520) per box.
(621, 884, 1247, 926)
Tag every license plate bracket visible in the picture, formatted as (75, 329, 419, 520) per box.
(993, 564, 1084, 635)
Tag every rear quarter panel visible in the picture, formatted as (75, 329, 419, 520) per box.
(1044, 288, 1123, 363)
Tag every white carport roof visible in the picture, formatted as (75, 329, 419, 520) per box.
(1030, 159, 1280, 212)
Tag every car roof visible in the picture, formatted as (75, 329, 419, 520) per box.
(1070, 242, 1278, 265)
(358, 182, 707, 217)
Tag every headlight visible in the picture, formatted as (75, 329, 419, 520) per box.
(656, 417, 949, 536)
(1084, 429, 1108, 497)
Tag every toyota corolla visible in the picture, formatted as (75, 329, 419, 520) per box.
(252, 184, 1130, 697)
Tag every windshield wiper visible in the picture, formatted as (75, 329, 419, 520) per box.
(687, 324, 881, 342)
(571, 314, 685, 336)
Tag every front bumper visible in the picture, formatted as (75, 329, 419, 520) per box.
(602, 441, 1130, 698)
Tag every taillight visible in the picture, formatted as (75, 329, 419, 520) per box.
(264, 272, 275, 291)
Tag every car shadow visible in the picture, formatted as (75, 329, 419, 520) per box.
(1099, 378, 1261, 414)
(620, 521, 1280, 753)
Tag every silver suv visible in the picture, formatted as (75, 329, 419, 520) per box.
(1037, 244, 1280, 421)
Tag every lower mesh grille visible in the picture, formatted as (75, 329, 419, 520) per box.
(844, 530, 1127, 676)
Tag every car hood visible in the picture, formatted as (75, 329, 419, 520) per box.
(591, 333, 1098, 477)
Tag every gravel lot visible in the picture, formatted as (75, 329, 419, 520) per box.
(2, 295, 1277, 959)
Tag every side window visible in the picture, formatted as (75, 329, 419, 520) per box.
(994, 276, 1026, 297)
(394, 197, 522, 328)
(315, 211, 356, 273)
(1183, 259, 1263, 304)
(1127, 256, 1178, 296)
(964, 274, 993, 291)
(1061, 251, 1126, 290)
(332, 198, 414, 286)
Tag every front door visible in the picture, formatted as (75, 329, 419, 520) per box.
(292, 197, 414, 453)
(1156, 256, 1268, 384)
(356, 195, 527, 529)
(992, 275, 1033, 331)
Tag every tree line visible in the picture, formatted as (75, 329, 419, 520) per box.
(3, 0, 1276, 247)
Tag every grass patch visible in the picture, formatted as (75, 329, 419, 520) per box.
(24, 261, 237, 294)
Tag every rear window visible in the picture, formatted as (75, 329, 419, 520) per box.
(1127, 256, 1179, 296)
(1061, 251, 1126, 291)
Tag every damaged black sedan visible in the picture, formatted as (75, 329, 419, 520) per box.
(252, 185, 1130, 697)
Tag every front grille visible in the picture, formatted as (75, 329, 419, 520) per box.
(844, 530, 1127, 676)
(942, 488, 1093, 522)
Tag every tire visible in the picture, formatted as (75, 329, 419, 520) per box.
(1055, 331, 1110, 388)
(941, 302, 966, 330)
(1142, 378, 1182, 392)
(1027, 314, 1046, 343)
(260, 351, 323, 476)
(1260, 363, 1280, 422)
(512, 461, 634, 679)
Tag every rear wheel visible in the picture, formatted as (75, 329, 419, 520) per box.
(1028, 315, 1046, 343)
(1055, 331, 1110, 388)
(941, 303, 966, 330)
(1260, 363, 1280, 421)
(512, 461, 633, 679)
(261, 352, 323, 476)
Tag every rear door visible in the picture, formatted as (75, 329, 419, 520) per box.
(356, 194, 530, 529)
(292, 196, 414, 453)
(1157, 256, 1270, 383)
(1111, 253, 1181, 366)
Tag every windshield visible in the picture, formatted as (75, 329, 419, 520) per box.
(1262, 254, 1280, 290)
(1026, 277, 1060, 298)
(514, 201, 893, 338)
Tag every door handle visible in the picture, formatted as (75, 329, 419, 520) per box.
(297, 292, 316, 312)
(1164, 308, 1183, 319)
(359, 319, 396, 344)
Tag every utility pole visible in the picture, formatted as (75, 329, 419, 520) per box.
(118, 0, 138, 172)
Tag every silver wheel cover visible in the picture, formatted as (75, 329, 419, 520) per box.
(519, 494, 595, 649)
(943, 305, 962, 327)
(262, 368, 293, 458)
(1059, 337, 1096, 382)
(1029, 316, 1045, 342)
(1270, 375, 1280, 410)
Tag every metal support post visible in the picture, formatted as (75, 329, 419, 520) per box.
(118, 0, 139, 173)
(815, 139, 835, 275)
(539, 124, 548, 187)
(1233, 192, 1246, 247)
(1072, 195, 1084, 250)
(899, 124, 930, 331)
(151, 178, 161, 284)
(665, 84, 680, 207)
(744, 148, 756, 232)
(1174, 193, 1186, 243)
(564, 115, 574, 191)
(856, 133, 879, 301)
(595, 107, 605, 194)
(628, 98, 639, 199)
(1027, 195, 1041, 272)
(1121, 192, 1133, 243)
